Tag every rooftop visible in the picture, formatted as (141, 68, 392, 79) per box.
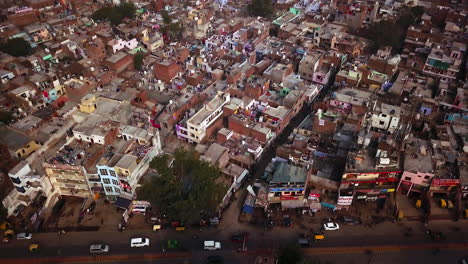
(271, 162, 308, 184)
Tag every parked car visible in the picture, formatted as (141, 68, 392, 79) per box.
(231, 232, 248, 243)
(130, 238, 150, 247)
(297, 234, 310, 248)
(323, 222, 340, 231)
(204, 240, 221, 250)
(17, 233, 32, 240)
(89, 244, 109, 254)
(340, 216, 361, 225)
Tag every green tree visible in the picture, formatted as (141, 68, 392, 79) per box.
(0, 111, 13, 124)
(247, 0, 274, 18)
(278, 244, 304, 264)
(91, 2, 136, 26)
(360, 6, 424, 53)
(138, 148, 228, 223)
(0, 37, 32, 57)
(133, 53, 145, 71)
(117, 2, 136, 19)
(0, 204, 7, 223)
(161, 9, 172, 25)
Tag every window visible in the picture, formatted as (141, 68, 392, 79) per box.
(112, 180, 119, 185)
(109, 170, 116, 177)
(16, 186, 26, 193)
(404, 177, 412, 181)
(283, 191, 291, 195)
(100, 169, 108, 176)
(105, 186, 113, 193)
(274, 192, 281, 197)
(424, 176, 430, 180)
(379, 120, 385, 125)
(103, 178, 111, 184)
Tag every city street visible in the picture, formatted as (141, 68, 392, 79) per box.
(1, 217, 468, 264)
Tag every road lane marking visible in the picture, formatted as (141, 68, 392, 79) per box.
(0, 252, 192, 264)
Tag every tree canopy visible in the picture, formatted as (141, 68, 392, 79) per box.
(360, 6, 424, 53)
(133, 53, 144, 71)
(278, 244, 304, 264)
(137, 148, 228, 223)
(91, 2, 136, 26)
(247, 0, 274, 18)
(0, 37, 32, 57)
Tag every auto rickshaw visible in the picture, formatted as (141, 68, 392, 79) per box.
(153, 224, 161, 231)
(314, 233, 325, 241)
(447, 200, 454, 209)
(29, 244, 39, 253)
(415, 200, 422, 208)
(440, 199, 447, 208)
(175, 226, 185, 231)
(3, 230, 14, 243)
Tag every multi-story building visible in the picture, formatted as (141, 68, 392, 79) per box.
(370, 102, 401, 134)
(422, 43, 465, 82)
(183, 92, 231, 144)
(2, 161, 54, 216)
(268, 162, 309, 204)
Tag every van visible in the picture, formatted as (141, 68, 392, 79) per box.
(89, 244, 109, 254)
(130, 238, 150, 248)
(204, 240, 221, 250)
(440, 199, 447, 208)
(447, 200, 454, 209)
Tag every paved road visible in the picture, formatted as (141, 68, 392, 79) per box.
(1, 219, 468, 263)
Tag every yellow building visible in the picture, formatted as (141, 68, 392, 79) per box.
(0, 126, 41, 159)
(79, 94, 97, 113)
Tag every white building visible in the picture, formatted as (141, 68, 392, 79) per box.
(2, 161, 54, 216)
(108, 38, 139, 54)
(370, 103, 401, 133)
(185, 92, 230, 143)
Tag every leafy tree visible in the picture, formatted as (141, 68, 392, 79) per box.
(116, 2, 136, 19)
(0, 204, 7, 223)
(0, 37, 32, 57)
(138, 148, 228, 223)
(161, 9, 172, 25)
(278, 244, 304, 264)
(133, 53, 145, 71)
(91, 2, 136, 26)
(360, 6, 424, 54)
(0, 111, 13, 124)
(247, 0, 274, 18)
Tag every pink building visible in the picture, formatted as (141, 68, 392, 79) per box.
(397, 171, 434, 195)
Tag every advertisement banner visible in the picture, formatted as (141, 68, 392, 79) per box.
(432, 178, 460, 187)
(337, 196, 353, 206)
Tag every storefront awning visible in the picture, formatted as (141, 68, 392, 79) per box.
(115, 196, 132, 209)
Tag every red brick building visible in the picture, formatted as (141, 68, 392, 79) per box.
(104, 52, 133, 74)
(84, 37, 106, 63)
(154, 60, 182, 83)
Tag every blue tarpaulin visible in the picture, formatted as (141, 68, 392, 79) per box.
(242, 205, 254, 214)
(115, 197, 132, 209)
(320, 202, 336, 209)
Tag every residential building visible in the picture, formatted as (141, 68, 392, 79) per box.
(184, 92, 231, 144)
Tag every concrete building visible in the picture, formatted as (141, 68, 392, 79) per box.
(370, 102, 401, 133)
(185, 92, 231, 143)
(268, 162, 309, 204)
(2, 161, 54, 216)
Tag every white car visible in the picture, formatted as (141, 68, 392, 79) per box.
(90, 244, 110, 254)
(203, 240, 222, 250)
(16, 233, 32, 240)
(323, 222, 340, 231)
(130, 238, 150, 248)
